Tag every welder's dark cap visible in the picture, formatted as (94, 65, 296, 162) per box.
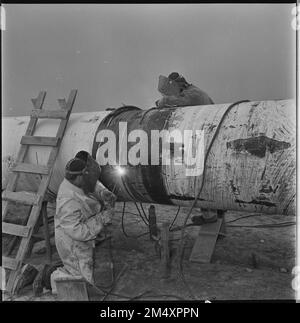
(65, 158, 87, 176)
(75, 150, 101, 176)
(158, 74, 181, 96)
(75, 150, 90, 163)
(168, 72, 187, 84)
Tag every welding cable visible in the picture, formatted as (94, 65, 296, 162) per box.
(169, 206, 181, 231)
(169, 220, 295, 232)
(225, 213, 262, 224)
(93, 218, 119, 292)
(139, 203, 149, 222)
(100, 264, 129, 301)
(118, 172, 149, 227)
(90, 284, 185, 301)
(225, 213, 296, 227)
(80, 278, 135, 301)
(121, 202, 149, 239)
(227, 221, 296, 228)
(92, 226, 126, 300)
(134, 202, 149, 226)
(177, 100, 250, 300)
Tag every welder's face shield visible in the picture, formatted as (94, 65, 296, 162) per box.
(65, 155, 101, 194)
(158, 75, 181, 96)
(83, 157, 101, 193)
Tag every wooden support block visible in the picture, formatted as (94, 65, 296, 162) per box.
(2, 223, 31, 238)
(160, 222, 171, 278)
(2, 191, 42, 206)
(31, 109, 68, 119)
(21, 136, 59, 147)
(56, 278, 89, 301)
(189, 218, 224, 264)
(12, 163, 50, 175)
(2, 257, 20, 271)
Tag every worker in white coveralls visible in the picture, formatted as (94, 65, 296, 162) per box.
(156, 72, 224, 224)
(12, 152, 116, 296)
(32, 151, 116, 295)
(155, 72, 214, 108)
(51, 152, 116, 289)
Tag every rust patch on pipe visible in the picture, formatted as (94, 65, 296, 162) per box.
(169, 194, 210, 202)
(226, 135, 291, 158)
(235, 198, 276, 207)
(259, 185, 279, 194)
(229, 180, 240, 195)
(260, 166, 266, 180)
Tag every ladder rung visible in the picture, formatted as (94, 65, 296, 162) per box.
(2, 191, 42, 206)
(2, 257, 20, 271)
(2, 223, 32, 238)
(21, 136, 59, 147)
(12, 162, 50, 175)
(31, 109, 68, 119)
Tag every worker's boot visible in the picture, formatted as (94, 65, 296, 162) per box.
(33, 263, 61, 296)
(12, 264, 39, 295)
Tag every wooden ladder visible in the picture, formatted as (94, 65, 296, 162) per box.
(2, 89, 77, 295)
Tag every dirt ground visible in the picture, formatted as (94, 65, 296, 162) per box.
(2, 201, 296, 301)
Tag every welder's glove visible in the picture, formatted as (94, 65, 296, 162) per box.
(100, 190, 117, 209)
(99, 208, 114, 226)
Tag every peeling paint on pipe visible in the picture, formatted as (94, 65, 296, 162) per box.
(2, 100, 296, 215)
(96, 100, 296, 215)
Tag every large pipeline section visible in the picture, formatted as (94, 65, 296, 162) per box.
(2, 100, 296, 215)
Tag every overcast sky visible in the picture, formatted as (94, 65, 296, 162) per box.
(2, 4, 296, 117)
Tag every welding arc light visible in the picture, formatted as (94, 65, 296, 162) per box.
(116, 165, 126, 176)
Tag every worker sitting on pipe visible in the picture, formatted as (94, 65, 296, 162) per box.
(33, 154, 116, 295)
(156, 73, 225, 224)
(155, 72, 214, 108)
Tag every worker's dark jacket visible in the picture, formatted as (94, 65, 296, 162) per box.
(156, 84, 214, 108)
